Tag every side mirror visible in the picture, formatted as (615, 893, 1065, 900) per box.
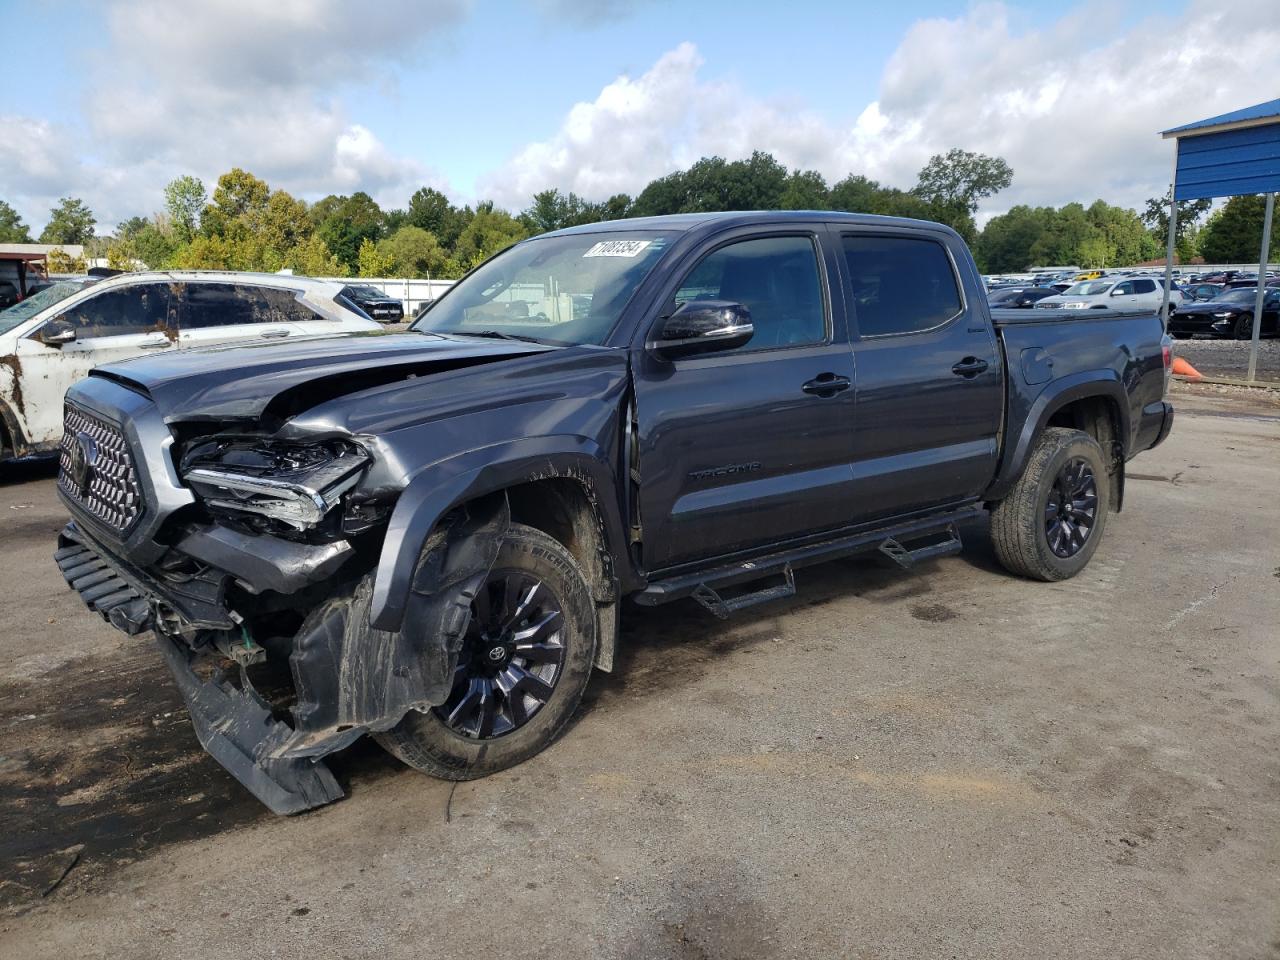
(37, 318, 77, 346)
(1110, 288, 1125, 297)
(648, 300, 753, 360)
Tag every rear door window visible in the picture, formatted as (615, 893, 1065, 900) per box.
(1133, 279, 1157, 294)
(55, 284, 171, 339)
(174, 283, 317, 329)
(841, 235, 963, 336)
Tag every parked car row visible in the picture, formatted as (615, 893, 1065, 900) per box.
(985, 266, 1279, 339)
(985, 273, 1183, 313)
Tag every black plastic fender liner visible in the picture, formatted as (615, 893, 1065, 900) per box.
(273, 494, 511, 761)
(154, 633, 344, 815)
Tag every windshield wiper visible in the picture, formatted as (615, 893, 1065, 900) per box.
(449, 330, 551, 344)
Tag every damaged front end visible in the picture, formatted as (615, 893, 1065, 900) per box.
(57, 404, 510, 815)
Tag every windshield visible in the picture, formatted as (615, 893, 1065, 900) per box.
(0, 281, 86, 334)
(411, 232, 673, 345)
(1064, 281, 1112, 297)
(1218, 289, 1259, 303)
(349, 285, 384, 298)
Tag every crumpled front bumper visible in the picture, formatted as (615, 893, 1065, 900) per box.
(56, 521, 346, 814)
(154, 632, 344, 815)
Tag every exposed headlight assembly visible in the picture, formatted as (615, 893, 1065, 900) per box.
(181, 440, 370, 529)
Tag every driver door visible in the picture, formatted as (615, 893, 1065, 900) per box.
(13, 283, 173, 446)
(631, 230, 858, 570)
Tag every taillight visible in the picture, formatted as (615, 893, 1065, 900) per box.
(1162, 344, 1172, 370)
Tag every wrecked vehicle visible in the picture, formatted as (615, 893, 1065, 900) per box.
(54, 212, 1175, 813)
(0, 272, 380, 463)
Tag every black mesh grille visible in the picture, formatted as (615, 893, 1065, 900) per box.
(58, 404, 144, 533)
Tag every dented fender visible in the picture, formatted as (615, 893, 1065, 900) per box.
(275, 495, 511, 761)
(368, 436, 635, 633)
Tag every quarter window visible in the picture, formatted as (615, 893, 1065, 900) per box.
(841, 235, 962, 336)
(55, 284, 170, 339)
(175, 283, 317, 329)
(673, 236, 825, 349)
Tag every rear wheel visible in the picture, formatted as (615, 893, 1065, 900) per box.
(990, 427, 1110, 581)
(374, 523, 597, 780)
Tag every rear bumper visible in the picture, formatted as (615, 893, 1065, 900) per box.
(1138, 400, 1175, 453)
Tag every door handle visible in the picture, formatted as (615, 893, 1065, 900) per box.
(802, 372, 851, 397)
(259, 329, 291, 339)
(951, 357, 989, 378)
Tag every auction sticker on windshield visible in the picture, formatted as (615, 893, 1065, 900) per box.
(583, 240, 652, 258)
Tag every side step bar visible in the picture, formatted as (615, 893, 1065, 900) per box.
(878, 523, 963, 570)
(636, 507, 979, 612)
(692, 564, 796, 620)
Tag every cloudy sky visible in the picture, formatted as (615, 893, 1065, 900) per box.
(4, 0, 1277, 234)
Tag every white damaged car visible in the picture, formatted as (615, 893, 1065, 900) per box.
(1035, 276, 1183, 313)
(0, 272, 380, 464)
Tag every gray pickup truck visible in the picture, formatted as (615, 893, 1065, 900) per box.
(54, 212, 1174, 813)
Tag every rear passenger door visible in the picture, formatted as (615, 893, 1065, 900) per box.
(835, 228, 1003, 523)
(172, 282, 311, 348)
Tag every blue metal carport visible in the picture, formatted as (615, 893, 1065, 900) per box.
(1160, 98, 1280, 381)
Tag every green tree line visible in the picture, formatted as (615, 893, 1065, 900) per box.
(1, 149, 1274, 278)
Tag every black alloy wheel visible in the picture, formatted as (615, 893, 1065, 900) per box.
(1044, 457, 1098, 559)
(1234, 313, 1255, 340)
(435, 570, 566, 739)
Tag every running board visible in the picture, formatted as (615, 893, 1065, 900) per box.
(635, 506, 980, 609)
(877, 523, 963, 570)
(692, 564, 796, 620)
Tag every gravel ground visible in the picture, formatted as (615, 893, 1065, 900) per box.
(1173, 337, 1280, 380)
(2, 391, 1278, 959)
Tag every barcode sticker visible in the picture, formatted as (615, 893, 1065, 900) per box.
(583, 240, 651, 258)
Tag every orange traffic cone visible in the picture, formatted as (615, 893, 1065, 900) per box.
(1171, 357, 1202, 380)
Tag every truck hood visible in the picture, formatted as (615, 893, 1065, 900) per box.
(91, 331, 557, 422)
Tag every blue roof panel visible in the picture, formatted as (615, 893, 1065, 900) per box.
(1171, 119, 1280, 200)
(1162, 98, 1280, 136)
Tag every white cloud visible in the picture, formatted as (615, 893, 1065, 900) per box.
(483, 0, 1280, 219)
(0, 0, 468, 231)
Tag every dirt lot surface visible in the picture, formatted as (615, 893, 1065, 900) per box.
(2, 390, 1278, 959)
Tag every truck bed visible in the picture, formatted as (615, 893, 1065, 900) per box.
(987, 304, 1170, 499)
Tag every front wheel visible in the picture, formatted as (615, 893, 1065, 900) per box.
(374, 523, 598, 780)
(1234, 314, 1255, 340)
(990, 427, 1110, 581)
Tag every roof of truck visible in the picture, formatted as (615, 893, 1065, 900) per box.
(543, 210, 960, 238)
